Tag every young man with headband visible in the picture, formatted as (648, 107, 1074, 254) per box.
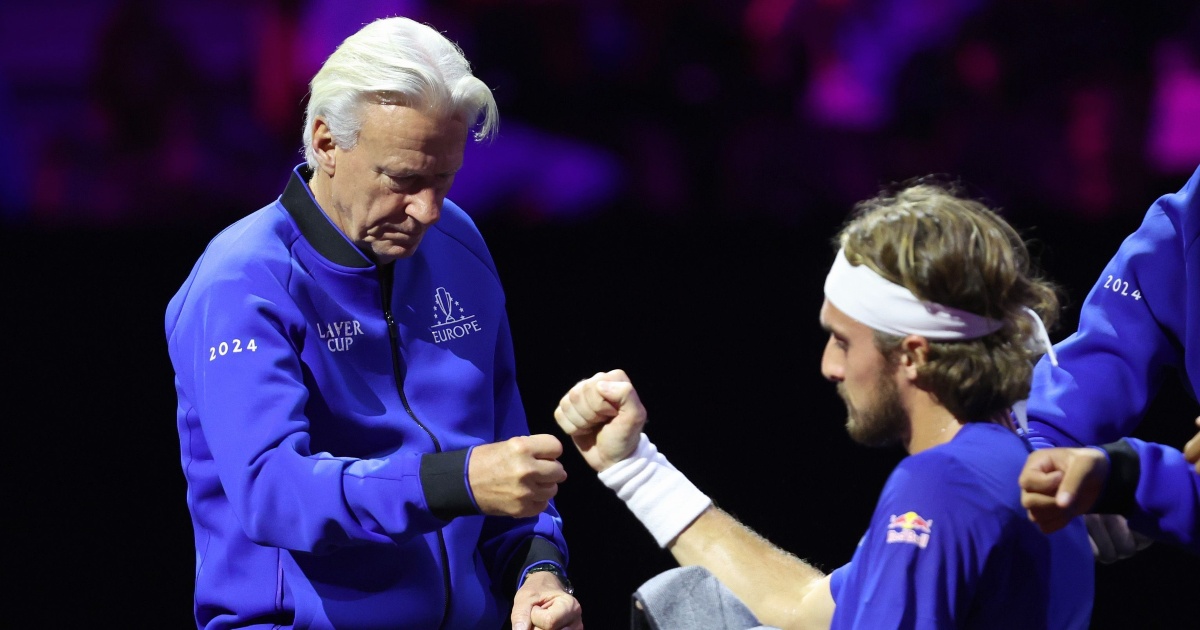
(554, 180, 1094, 628)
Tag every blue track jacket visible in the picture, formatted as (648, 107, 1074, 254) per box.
(165, 166, 568, 629)
(1026, 164, 1200, 552)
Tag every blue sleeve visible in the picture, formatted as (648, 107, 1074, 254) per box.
(1098, 438, 1200, 552)
(1025, 165, 1198, 450)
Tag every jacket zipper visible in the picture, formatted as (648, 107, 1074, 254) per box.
(378, 265, 453, 628)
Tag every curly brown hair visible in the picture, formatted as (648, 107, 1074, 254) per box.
(834, 177, 1061, 423)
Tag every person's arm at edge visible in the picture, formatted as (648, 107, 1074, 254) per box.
(1021, 169, 1197, 561)
(1020, 436, 1200, 553)
(1024, 167, 1196, 451)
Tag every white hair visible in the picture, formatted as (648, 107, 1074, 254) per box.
(302, 16, 498, 168)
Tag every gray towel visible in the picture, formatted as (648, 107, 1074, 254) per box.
(630, 566, 779, 630)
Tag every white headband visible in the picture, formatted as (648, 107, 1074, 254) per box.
(823, 248, 1058, 431)
(824, 248, 1004, 340)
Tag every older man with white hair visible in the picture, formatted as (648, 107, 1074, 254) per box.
(166, 16, 580, 630)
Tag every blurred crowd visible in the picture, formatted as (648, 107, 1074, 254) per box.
(3, 0, 1198, 227)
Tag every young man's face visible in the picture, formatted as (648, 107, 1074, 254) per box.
(314, 103, 467, 264)
(819, 299, 909, 447)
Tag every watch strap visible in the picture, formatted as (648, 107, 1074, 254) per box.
(522, 562, 574, 595)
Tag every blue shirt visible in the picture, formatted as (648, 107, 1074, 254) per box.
(828, 423, 1093, 629)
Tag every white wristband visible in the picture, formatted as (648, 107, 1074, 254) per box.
(597, 434, 712, 547)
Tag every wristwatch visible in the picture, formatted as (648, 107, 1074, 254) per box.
(523, 563, 574, 595)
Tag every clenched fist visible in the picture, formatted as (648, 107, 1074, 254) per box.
(554, 369, 647, 472)
(1018, 447, 1108, 534)
(469, 435, 567, 518)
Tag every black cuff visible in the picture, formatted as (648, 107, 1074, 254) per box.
(420, 448, 476, 521)
(502, 536, 567, 598)
(1092, 439, 1141, 516)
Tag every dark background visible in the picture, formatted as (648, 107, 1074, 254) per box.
(4, 0, 1199, 628)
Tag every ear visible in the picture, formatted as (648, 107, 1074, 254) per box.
(311, 117, 337, 176)
(898, 334, 929, 380)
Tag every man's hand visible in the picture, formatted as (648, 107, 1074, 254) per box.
(1183, 416, 1200, 474)
(468, 435, 566, 518)
(554, 369, 647, 472)
(510, 571, 583, 630)
(1018, 447, 1109, 534)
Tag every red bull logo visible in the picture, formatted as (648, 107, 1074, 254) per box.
(885, 511, 932, 548)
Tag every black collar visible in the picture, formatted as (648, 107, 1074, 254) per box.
(280, 165, 374, 268)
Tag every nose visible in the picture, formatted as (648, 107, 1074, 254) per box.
(821, 336, 843, 382)
(407, 188, 441, 226)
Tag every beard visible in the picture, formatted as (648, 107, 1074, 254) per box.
(839, 369, 908, 448)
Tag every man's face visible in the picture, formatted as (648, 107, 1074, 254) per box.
(317, 103, 467, 264)
(819, 299, 909, 447)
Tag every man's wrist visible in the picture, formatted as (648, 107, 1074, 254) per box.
(520, 562, 574, 595)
